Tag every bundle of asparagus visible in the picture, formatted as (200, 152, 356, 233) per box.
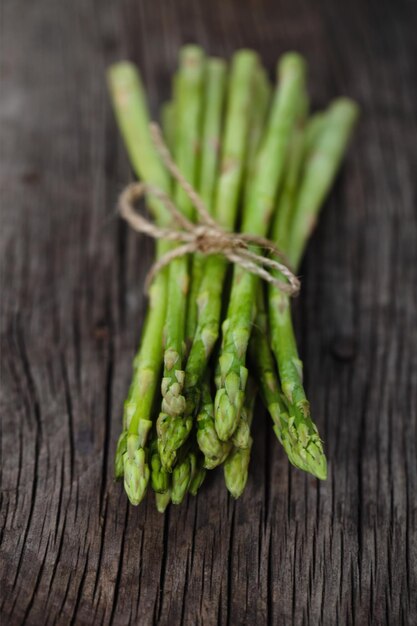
(108, 45, 358, 510)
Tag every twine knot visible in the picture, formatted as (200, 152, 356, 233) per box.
(193, 225, 220, 253)
(118, 123, 300, 296)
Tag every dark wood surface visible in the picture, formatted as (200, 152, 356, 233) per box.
(1, 0, 416, 624)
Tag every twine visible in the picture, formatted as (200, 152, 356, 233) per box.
(118, 122, 300, 296)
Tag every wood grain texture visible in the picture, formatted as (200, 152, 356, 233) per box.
(1, 0, 416, 624)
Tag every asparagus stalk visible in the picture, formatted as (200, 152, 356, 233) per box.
(194, 62, 269, 467)
(224, 390, 256, 498)
(196, 377, 232, 468)
(107, 62, 171, 504)
(303, 111, 326, 154)
(214, 53, 307, 442)
(188, 456, 207, 495)
(156, 490, 171, 513)
(224, 445, 251, 499)
(272, 119, 307, 251)
(183, 51, 260, 423)
(170, 436, 207, 501)
(243, 69, 271, 202)
(288, 98, 359, 269)
(107, 63, 171, 227)
(246, 109, 308, 459)
(231, 378, 258, 449)
(151, 433, 171, 508)
(150, 437, 170, 493)
(185, 58, 227, 350)
(249, 287, 291, 442)
(114, 430, 128, 479)
(157, 45, 205, 471)
(223, 74, 271, 453)
(268, 98, 359, 479)
(161, 101, 176, 152)
(171, 447, 196, 504)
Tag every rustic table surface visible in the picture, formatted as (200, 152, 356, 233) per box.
(1, 0, 416, 624)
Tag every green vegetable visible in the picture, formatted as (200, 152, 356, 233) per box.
(214, 53, 307, 442)
(196, 377, 232, 469)
(183, 49, 259, 429)
(155, 490, 171, 513)
(185, 58, 227, 352)
(157, 45, 205, 471)
(224, 389, 256, 498)
(108, 50, 358, 508)
(107, 61, 171, 505)
(267, 98, 359, 479)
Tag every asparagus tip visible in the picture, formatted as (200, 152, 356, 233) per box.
(123, 448, 150, 505)
(114, 430, 128, 479)
(224, 444, 252, 499)
(155, 490, 171, 513)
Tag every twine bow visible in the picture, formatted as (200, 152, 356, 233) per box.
(118, 123, 300, 296)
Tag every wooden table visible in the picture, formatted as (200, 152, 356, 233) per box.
(1, 0, 416, 624)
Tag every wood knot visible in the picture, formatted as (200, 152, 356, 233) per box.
(330, 333, 357, 361)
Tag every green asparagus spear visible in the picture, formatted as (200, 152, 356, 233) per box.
(230, 412, 251, 449)
(231, 378, 258, 449)
(224, 390, 256, 498)
(161, 101, 176, 153)
(188, 457, 207, 495)
(224, 445, 252, 499)
(171, 449, 195, 504)
(150, 437, 170, 493)
(247, 109, 308, 461)
(155, 490, 171, 513)
(288, 98, 359, 269)
(183, 51, 260, 423)
(272, 119, 307, 251)
(114, 430, 128, 480)
(303, 111, 326, 154)
(226, 72, 271, 452)
(185, 58, 227, 350)
(196, 377, 232, 468)
(243, 69, 271, 203)
(214, 53, 307, 442)
(249, 111, 324, 464)
(268, 98, 359, 479)
(123, 435, 150, 506)
(170, 435, 208, 501)
(107, 62, 171, 504)
(157, 45, 205, 471)
(249, 287, 291, 442)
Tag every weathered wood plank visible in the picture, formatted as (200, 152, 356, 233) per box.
(1, 0, 416, 624)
